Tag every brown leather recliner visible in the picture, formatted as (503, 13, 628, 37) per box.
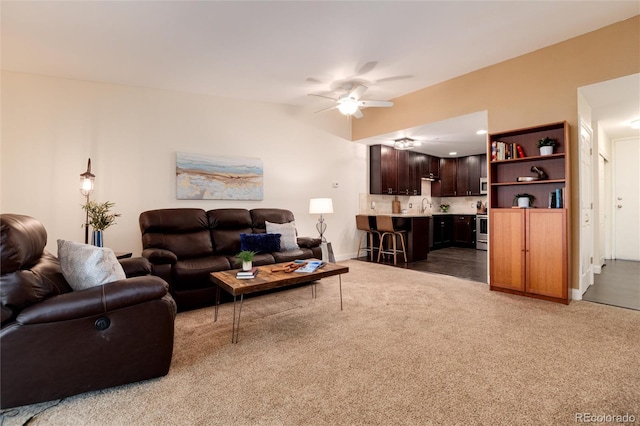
(139, 208, 322, 311)
(0, 214, 177, 409)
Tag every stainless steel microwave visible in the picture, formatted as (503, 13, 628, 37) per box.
(480, 177, 488, 194)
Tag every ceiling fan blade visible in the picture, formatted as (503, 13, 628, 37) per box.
(355, 61, 377, 76)
(349, 85, 368, 100)
(308, 93, 338, 101)
(359, 100, 394, 108)
(353, 108, 364, 119)
(314, 105, 338, 114)
(374, 75, 414, 83)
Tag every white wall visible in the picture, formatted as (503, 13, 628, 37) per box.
(1, 71, 366, 259)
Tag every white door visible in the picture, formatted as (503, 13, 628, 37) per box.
(613, 137, 640, 260)
(579, 121, 594, 294)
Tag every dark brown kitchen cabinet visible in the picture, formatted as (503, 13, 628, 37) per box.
(437, 158, 457, 197)
(431, 215, 453, 250)
(429, 155, 440, 179)
(419, 153, 440, 180)
(457, 155, 483, 196)
(453, 215, 476, 248)
(370, 145, 397, 195)
(370, 145, 421, 196)
(397, 150, 421, 196)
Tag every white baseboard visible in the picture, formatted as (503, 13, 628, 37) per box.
(593, 265, 602, 274)
(572, 288, 583, 301)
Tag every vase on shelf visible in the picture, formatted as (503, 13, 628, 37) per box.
(91, 230, 103, 247)
(539, 146, 554, 156)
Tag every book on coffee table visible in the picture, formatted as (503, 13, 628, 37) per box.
(236, 267, 259, 279)
(294, 260, 325, 273)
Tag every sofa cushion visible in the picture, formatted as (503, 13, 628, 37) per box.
(207, 209, 253, 255)
(240, 233, 281, 254)
(272, 248, 316, 263)
(140, 209, 212, 259)
(172, 255, 230, 290)
(250, 208, 295, 232)
(266, 221, 299, 251)
(57, 240, 126, 291)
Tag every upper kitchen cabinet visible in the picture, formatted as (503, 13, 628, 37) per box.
(418, 153, 440, 180)
(457, 154, 487, 196)
(397, 150, 421, 196)
(435, 158, 457, 197)
(370, 145, 398, 195)
(370, 145, 421, 195)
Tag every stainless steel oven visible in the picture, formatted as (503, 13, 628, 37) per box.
(476, 214, 488, 250)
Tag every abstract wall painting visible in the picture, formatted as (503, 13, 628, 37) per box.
(176, 152, 263, 200)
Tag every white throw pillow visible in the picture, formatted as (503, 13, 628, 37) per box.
(57, 239, 126, 291)
(265, 221, 299, 251)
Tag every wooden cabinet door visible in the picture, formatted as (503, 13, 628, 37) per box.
(370, 145, 398, 194)
(490, 209, 525, 291)
(456, 157, 472, 196)
(526, 210, 567, 299)
(453, 215, 475, 247)
(396, 150, 411, 195)
(439, 158, 457, 196)
(480, 153, 488, 178)
(467, 155, 482, 195)
(430, 155, 440, 179)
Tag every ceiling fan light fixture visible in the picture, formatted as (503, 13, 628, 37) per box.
(337, 98, 359, 115)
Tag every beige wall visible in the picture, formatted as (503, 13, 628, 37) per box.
(352, 16, 640, 290)
(1, 72, 366, 258)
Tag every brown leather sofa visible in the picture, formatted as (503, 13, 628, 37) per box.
(139, 208, 322, 311)
(0, 214, 176, 409)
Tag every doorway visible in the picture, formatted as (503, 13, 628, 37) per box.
(578, 74, 640, 310)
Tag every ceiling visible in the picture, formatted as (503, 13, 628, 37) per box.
(2, 1, 639, 153)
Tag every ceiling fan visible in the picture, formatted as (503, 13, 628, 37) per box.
(308, 84, 393, 119)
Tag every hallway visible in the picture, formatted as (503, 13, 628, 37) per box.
(582, 260, 640, 311)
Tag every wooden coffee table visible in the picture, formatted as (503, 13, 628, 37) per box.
(210, 260, 349, 343)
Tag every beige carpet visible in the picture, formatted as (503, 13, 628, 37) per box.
(3, 260, 639, 425)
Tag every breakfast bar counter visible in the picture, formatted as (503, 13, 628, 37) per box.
(365, 214, 431, 262)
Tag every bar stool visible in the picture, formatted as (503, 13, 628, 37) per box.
(376, 215, 408, 264)
(355, 215, 380, 261)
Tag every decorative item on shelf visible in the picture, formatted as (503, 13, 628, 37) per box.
(513, 194, 535, 208)
(536, 137, 557, 156)
(517, 166, 548, 182)
(79, 158, 96, 244)
(309, 198, 333, 242)
(236, 250, 256, 271)
(82, 201, 120, 247)
(439, 204, 450, 213)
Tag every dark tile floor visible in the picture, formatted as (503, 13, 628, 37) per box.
(582, 260, 640, 311)
(357, 246, 488, 283)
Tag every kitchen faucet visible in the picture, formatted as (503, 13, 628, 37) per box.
(421, 198, 431, 213)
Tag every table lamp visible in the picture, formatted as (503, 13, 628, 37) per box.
(309, 198, 333, 242)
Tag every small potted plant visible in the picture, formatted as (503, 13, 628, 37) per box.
(513, 193, 535, 208)
(439, 204, 450, 213)
(536, 137, 557, 156)
(82, 201, 121, 247)
(236, 250, 257, 271)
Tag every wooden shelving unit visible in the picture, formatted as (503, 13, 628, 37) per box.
(488, 121, 571, 304)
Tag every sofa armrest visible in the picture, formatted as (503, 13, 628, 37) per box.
(297, 237, 322, 249)
(142, 248, 178, 265)
(119, 257, 152, 277)
(16, 276, 171, 325)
